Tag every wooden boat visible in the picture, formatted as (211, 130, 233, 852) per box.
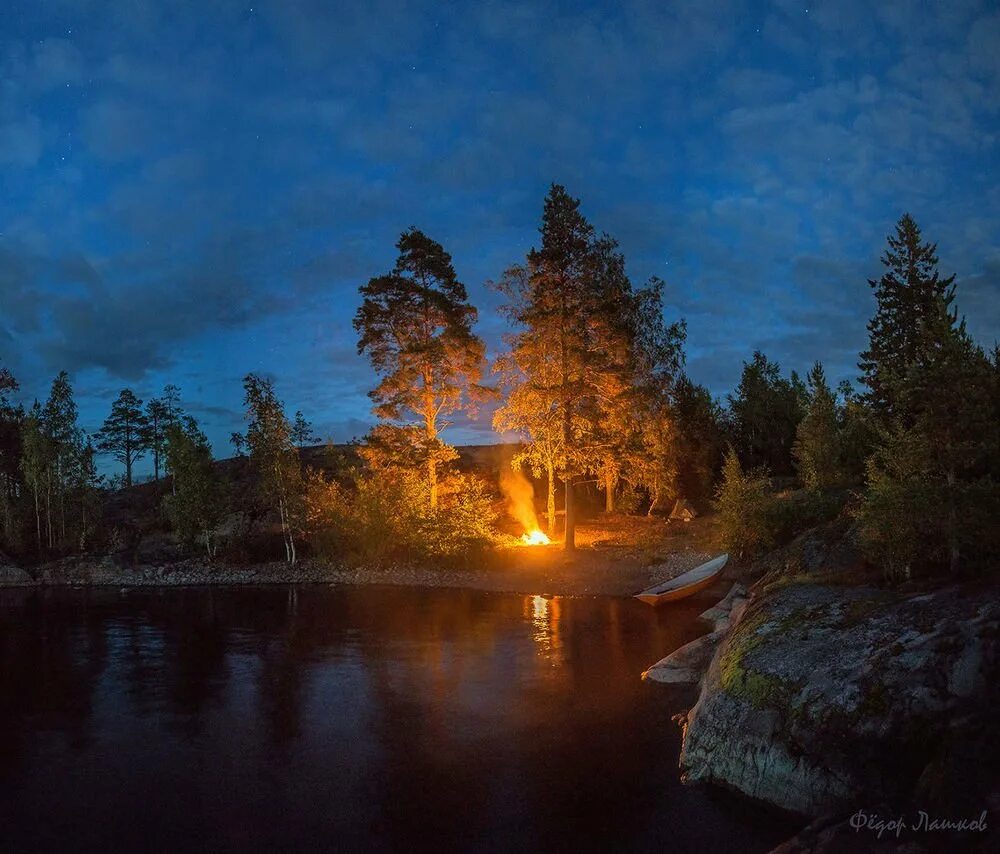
(634, 554, 729, 606)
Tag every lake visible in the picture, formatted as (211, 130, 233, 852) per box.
(0, 585, 796, 852)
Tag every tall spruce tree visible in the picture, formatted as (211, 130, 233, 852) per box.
(354, 228, 485, 511)
(859, 300, 999, 578)
(95, 389, 149, 487)
(859, 214, 957, 423)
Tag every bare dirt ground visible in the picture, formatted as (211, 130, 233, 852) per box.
(467, 512, 729, 596)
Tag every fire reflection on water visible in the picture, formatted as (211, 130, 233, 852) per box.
(525, 594, 563, 665)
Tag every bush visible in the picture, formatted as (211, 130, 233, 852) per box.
(763, 488, 844, 547)
(715, 449, 773, 558)
(302, 467, 498, 565)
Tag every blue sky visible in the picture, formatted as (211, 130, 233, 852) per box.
(2, 0, 998, 473)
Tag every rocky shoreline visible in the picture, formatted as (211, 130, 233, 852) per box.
(0, 548, 714, 597)
(642, 570, 1000, 851)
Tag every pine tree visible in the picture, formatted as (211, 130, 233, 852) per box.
(95, 389, 149, 487)
(290, 411, 314, 448)
(793, 362, 841, 490)
(495, 185, 635, 548)
(859, 214, 957, 423)
(354, 228, 485, 511)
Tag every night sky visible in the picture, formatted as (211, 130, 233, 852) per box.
(3, 1, 998, 473)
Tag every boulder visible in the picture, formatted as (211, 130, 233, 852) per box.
(643, 584, 749, 685)
(679, 580, 1000, 817)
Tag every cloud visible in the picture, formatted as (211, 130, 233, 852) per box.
(80, 99, 157, 161)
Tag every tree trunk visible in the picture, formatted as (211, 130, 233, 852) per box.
(125, 452, 132, 488)
(33, 487, 41, 551)
(546, 460, 556, 536)
(946, 467, 959, 576)
(428, 455, 438, 511)
(564, 477, 575, 551)
(605, 466, 615, 513)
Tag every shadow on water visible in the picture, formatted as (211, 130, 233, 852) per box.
(0, 585, 800, 853)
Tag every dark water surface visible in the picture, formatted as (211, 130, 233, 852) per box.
(0, 585, 796, 853)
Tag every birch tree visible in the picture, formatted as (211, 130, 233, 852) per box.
(243, 374, 302, 564)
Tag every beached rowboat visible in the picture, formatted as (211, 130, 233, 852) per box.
(634, 554, 729, 606)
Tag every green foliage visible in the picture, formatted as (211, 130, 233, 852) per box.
(303, 465, 498, 565)
(856, 304, 1000, 578)
(793, 362, 842, 490)
(355, 228, 485, 510)
(242, 373, 303, 564)
(495, 185, 685, 541)
(859, 213, 957, 424)
(728, 351, 806, 475)
(762, 489, 844, 546)
(163, 417, 225, 559)
(95, 388, 149, 487)
(715, 447, 773, 558)
(672, 375, 725, 502)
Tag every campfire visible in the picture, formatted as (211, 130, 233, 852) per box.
(501, 468, 553, 547)
(521, 529, 551, 546)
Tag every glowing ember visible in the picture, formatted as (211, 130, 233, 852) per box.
(520, 529, 551, 546)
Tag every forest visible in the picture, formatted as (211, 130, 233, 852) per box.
(1, 185, 997, 581)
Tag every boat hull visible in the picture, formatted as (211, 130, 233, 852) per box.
(634, 554, 728, 606)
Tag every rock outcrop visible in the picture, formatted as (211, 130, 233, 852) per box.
(642, 583, 747, 685)
(679, 580, 1000, 817)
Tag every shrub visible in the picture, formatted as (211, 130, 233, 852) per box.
(302, 466, 498, 565)
(715, 448, 773, 558)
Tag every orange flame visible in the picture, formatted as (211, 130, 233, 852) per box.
(499, 468, 551, 546)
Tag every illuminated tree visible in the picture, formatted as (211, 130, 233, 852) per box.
(495, 186, 627, 549)
(354, 228, 485, 510)
(493, 370, 563, 535)
(242, 373, 302, 564)
(95, 388, 149, 488)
